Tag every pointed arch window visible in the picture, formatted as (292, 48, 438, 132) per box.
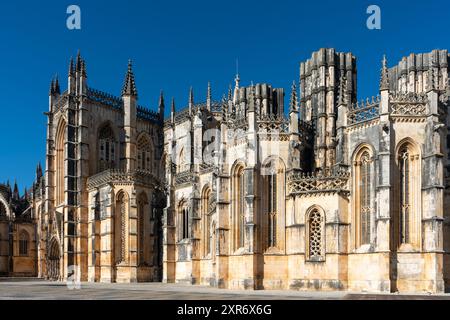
(353, 147, 373, 247)
(115, 192, 128, 264)
(232, 165, 245, 251)
(306, 207, 325, 261)
(202, 188, 212, 257)
(178, 200, 189, 241)
(55, 120, 66, 205)
(396, 140, 421, 248)
(360, 151, 371, 245)
(266, 163, 277, 248)
(399, 147, 411, 244)
(177, 148, 189, 173)
(137, 136, 152, 172)
(98, 124, 116, 172)
(19, 231, 29, 256)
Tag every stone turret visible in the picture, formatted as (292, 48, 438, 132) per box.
(388, 50, 449, 94)
(300, 48, 356, 171)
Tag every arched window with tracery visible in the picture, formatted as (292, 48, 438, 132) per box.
(19, 231, 29, 256)
(115, 191, 128, 264)
(232, 164, 245, 251)
(395, 140, 421, 248)
(202, 187, 212, 257)
(353, 147, 373, 247)
(306, 207, 325, 261)
(98, 124, 116, 172)
(137, 135, 152, 172)
(55, 120, 66, 205)
(399, 147, 410, 244)
(264, 162, 278, 248)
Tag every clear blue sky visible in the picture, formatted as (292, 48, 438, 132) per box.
(1, 0, 449, 191)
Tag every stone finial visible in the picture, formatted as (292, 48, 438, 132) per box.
(36, 162, 43, 180)
(207, 81, 212, 100)
(75, 50, 87, 77)
(233, 73, 240, 105)
(75, 50, 82, 72)
(206, 81, 212, 110)
(121, 60, 138, 97)
(81, 59, 87, 78)
(228, 84, 232, 101)
(49, 78, 55, 96)
(54, 75, 60, 95)
(289, 80, 298, 112)
(189, 86, 194, 115)
(189, 86, 194, 105)
(380, 55, 389, 91)
(159, 90, 165, 109)
(170, 97, 176, 123)
(68, 57, 75, 77)
(13, 180, 19, 200)
(158, 90, 165, 119)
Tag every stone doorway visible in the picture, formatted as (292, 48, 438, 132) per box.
(47, 238, 61, 281)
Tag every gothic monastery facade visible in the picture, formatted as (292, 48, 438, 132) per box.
(2, 48, 449, 293)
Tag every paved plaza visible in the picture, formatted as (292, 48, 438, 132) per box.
(0, 278, 449, 300)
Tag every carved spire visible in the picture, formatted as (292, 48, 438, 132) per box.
(49, 78, 55, 96)
(81, 59, 87, 78)
(228, 84, 232, 101)
(189, 86, 194, 115)
(171, 97, 176, 123)
(69, 57, 75, 77)
(121, 60, 138, 97)
(233, 73, 240, 105)
(189, 86, 194, 105)
(158, 90, 165, 120)
(289, 80, 298, 112)
(13, 180, 19, 200)
(36, 162, 43, 180)
(75, 50, 82, 72)
(380, 55, 389, 91)
(54, 75, 60, 95)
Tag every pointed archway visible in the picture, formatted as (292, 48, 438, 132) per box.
(47, 237, 61, 281)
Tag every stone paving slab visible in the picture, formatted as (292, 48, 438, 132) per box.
(0, 279, 449, 300)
